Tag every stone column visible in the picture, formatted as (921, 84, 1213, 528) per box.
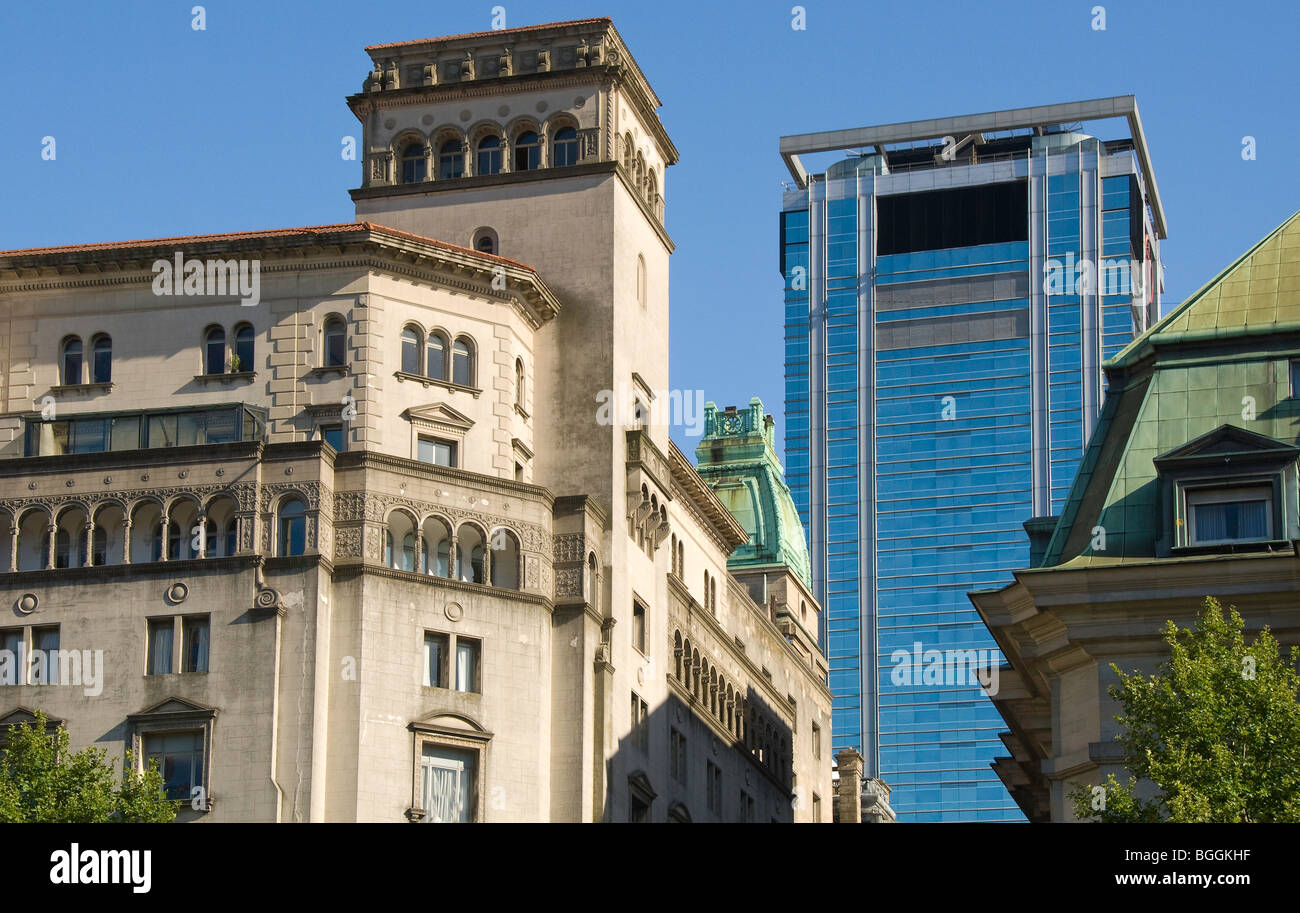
(195, 512, 207, 558)
(836, 748, 865, 824)
(159, 515, 170, 561)
(44, 522, 55, 569)
(83, 520, 95, 567)
(6, 526, 17, 572)
(122, 519, 132, 565)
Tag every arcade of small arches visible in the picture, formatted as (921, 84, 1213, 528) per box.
(671, 629, 791, 784)
(390, 116, 584, 187)
(0, 491, 312, 573)
(378, 507, 522, 590)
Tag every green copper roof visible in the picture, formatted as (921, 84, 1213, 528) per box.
(1110, 209, 1300, 368)
(694, 398, 812, 587)
(1040, 212, 1300, 568)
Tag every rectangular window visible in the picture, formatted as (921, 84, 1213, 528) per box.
(30, 625, 59, 684)
(455, 638, 480, 693)
(632, 601, 646, 654)
(706, 760, 722, 815)
(812, 722, 821, 759)
(320, 424, 345, 452)
(418, 436, 458, 468)
(629, 792, 651, 823)
(1292, 360, 1300, 397)
(738, 789, 755, 823)
(424, 632, 449, 688)
(670, 727, 687, 784)
(181, 616, 209, 674)
(146, 618, 174, 675)
(145, 731, 204, 801)
(813, 793, 822, 822)
(0, 629, 22, 686)
(421, 744, 475, 823)
(631, 692, 649, 752)
(1187, 486, 1273, 545)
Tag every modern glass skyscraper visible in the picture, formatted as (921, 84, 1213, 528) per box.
(778, 98, 1166, 820)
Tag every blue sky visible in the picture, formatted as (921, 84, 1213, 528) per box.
(2, 0, 1296, 457)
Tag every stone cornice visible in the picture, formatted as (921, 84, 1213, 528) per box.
(666, 441, 748, 552)
(332, 561, 553, 609)
(0, 232, 561, 331)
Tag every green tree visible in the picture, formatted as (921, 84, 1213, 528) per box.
(1071, 597, 1300, 822)
(0, 712, 176, 823)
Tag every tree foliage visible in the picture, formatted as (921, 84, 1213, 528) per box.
(1071, 597, 1300, 822)
(0, 711, 175, 823)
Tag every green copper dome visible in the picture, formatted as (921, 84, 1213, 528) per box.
(694, 398, 812, 587)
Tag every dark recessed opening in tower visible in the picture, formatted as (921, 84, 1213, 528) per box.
(876, 181, 1028, 256)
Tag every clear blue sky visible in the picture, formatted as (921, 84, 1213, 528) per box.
(2, 0, 1296, 457)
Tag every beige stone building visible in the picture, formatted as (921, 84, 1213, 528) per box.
(0, 18, 833, 822)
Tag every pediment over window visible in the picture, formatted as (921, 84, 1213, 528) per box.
(0, 705, 63, 729)
(403, 402, 475, 434)
(1154, 424, 1299, 472)
(409, 710, 492, 742)
(128, 696, 218, 724)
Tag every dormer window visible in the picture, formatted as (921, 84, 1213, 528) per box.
(1186, 486, 1272, 546)
(1154, 423, 1298, 554)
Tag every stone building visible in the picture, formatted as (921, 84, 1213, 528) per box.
(970, 210, 1300, 821)
(0, 18, 833, 822)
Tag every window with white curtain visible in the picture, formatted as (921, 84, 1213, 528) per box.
(147, 618, 174, 675)
(455, 638, 480, 693)
(421, 744, 475, 823)
(182, 616, 209, 673)
(423, 632, 448, 688)
(1187, 486, 1273, 545)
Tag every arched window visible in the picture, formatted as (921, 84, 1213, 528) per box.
(513, 131, 541, 171)
(636, 254, 647, 308)
(634, 152, 645, 196)
(426, 332, 448, 379)
(585, 552, 597, 603)
(277, 499, 306, 557)
(456, 524, 484, 584)
(476, 135, 502, 175)
(452, 338, 474, 387)
(647, 170, 658, 210)
(323, 317, 346, 367)
(438, 139, 464, 179)
(623, 132, 634, 170)
(233, 323, 254, 373)
(472, 227, 497, 256)
(514, 358, 525, 408)
(553, 126, 578, 167)
(91, 334, 112, 383)
(489, 529, 520, 589)
(401, 142, 427, 183)
(203, 326, 225, 375)
(167, 520, 183, 561)
(60, 337, 82, 385)
(401, 326, 421, 374)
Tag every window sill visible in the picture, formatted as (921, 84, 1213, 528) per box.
(194, 372, 256, 385)
(308, 365, 350, 378)
(1171, 538, 1289, 555)
(51, 382, 113, 395)
(393, 371, 481, 398)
